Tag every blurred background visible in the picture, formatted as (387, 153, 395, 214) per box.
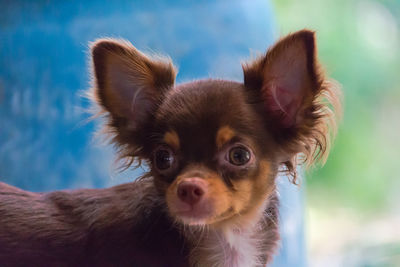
(1, 0, 399, 266)
(272, 0, 400, 266)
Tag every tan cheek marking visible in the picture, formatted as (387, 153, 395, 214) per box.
(253, 160, 274, 196)
(230, 179, 253, 213)
(164, 130, 180, 150)
(216, 126, 235, 149)
(245, 160, 274, 219)
(205, 175, 232, 221)
(216, 160, 274, 229)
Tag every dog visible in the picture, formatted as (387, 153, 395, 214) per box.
(0, 29, 340, 266)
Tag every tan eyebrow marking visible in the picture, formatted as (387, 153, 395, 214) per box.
(216, 126, 235, 149)
(164, 130, 180, 150)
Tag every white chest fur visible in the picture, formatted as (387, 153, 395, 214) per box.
(189, 225, 265, 267)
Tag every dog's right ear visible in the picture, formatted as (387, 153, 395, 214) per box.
(90, 39, 177, 163)
(91, 39, 177, 129)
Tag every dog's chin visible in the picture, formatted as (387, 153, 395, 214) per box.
(175, 210, 234, 227)
(173, 209, 213, 226)
(169, 200, 218, 226)
(177, 215, 207, 226)
(172, 208, 235, 227)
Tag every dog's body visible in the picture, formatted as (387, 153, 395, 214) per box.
(0, 180, 190, 266)
(0, 180, 278, 266)
(0, 30, 340, 266)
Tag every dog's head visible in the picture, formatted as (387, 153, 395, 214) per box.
(90, 30, 340, 228)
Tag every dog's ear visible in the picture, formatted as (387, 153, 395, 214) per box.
(243, 30, 319, 129)
(91, 39, 176, 128)
(90, 39, 177, 165)
(243, 30, 341, 180)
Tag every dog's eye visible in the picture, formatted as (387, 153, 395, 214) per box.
(228, 146, 251, 166)
(154, 147, 175, 171)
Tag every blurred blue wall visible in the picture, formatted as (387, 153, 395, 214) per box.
(0, 1, 305, 265)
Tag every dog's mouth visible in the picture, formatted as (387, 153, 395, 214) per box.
(168, 198, 239, 226)
(169, 198, 215, 225)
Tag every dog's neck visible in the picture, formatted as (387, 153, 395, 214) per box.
(183, 193, 279, 267)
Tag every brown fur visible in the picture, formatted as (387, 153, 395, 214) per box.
(0, 30, 341, 266)
(0, 180, 189, 266)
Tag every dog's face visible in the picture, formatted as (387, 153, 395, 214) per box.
(90, 30, 338, 228)
(153, 80, 277, 226)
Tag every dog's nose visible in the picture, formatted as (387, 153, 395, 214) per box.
(177, 179, 206, 205)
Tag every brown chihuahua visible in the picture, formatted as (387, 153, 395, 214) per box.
(0, 30, 340, 266)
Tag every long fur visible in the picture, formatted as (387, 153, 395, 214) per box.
(0, 29, 341, 267)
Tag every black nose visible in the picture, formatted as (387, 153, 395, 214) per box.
(177, 181, 205, 205)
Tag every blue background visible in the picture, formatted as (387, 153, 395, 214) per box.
(0, 1, 305, 265)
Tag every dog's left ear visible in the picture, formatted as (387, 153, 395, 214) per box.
(243, 30, 341, 178)
(243, 30, 320, 129)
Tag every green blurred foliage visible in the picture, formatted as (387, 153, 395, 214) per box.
(272, 0, 400, 213)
